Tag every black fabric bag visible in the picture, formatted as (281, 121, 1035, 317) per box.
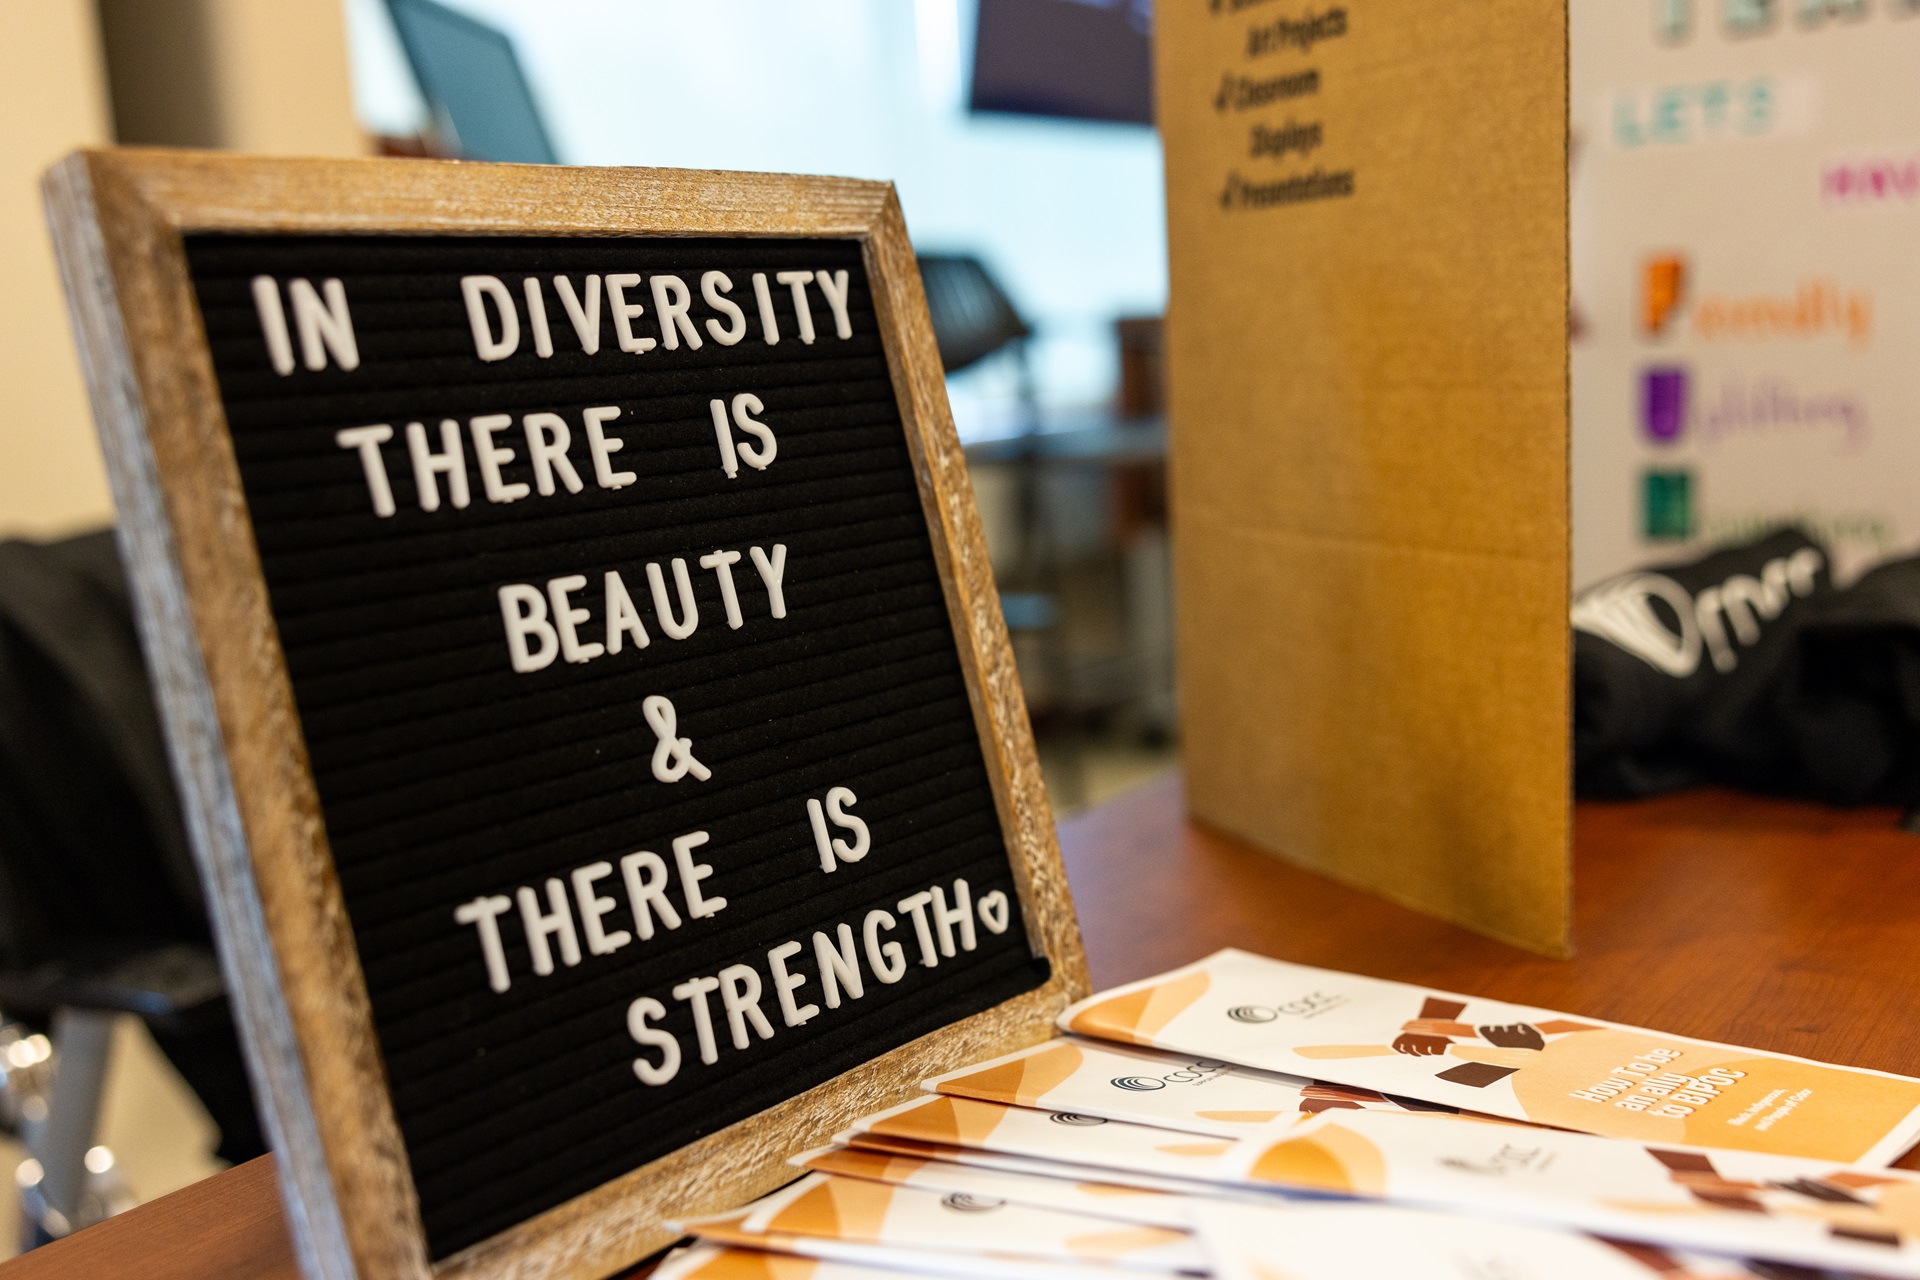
(1572, 528, 1832, 798)
(1575, 526, 1920, 810)
(1791, 556, 1920, 807)
(0, 529, 264, 1161)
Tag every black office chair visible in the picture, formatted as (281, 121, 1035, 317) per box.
(0, 531, 264, 1247)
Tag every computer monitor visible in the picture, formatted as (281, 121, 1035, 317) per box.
(970, 0, 1154, 127)
(384, 0, 560, 163)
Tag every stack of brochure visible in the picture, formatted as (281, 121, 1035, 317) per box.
(660, 949, 1920, 1280)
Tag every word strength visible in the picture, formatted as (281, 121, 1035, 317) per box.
(454, 826, 1014, 1086)
(627, 874, 1014, 1085)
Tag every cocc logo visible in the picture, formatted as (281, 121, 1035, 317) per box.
(940, 1192, 1005, 1213)
(1111, 1076, 1168, 1091)
(1228, 991, 1344, 1022)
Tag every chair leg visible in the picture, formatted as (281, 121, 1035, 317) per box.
(27, 1008, 115, 1237)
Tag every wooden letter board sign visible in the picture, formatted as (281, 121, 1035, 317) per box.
(44, 150, 1086, 1280)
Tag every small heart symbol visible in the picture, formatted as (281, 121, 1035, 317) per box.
(977, 890, 1010, 935)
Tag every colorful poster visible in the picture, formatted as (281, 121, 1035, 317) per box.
(1571, 0, 1920, 584)
(1227, 1109, 1920, 1277)
(1060, 950, 1920, 1165)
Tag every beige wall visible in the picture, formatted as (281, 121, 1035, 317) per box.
(98, 0, 362, 156)
(1, 0, 363, 540)
(0, 0, 116, 538)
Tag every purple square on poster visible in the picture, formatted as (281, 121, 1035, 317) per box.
(1642, 366, 1688, 442)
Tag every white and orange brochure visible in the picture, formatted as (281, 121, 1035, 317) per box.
(843, 1128, 1240, 1200)
(1060, 949, 1920, 1166)
(793, 1145, 1196, 1229)
(923, 1036, 1442, 1139)
(676, 1172, 1207, 1278)
(1193, 1200, 1779, 1280)
(1224, 1108, 1920, 1278)
(654, 1242, 940, 1280)
(840, 1094, 1247, 1192)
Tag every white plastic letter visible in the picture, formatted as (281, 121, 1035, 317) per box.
(516, 878, 581, 976)
(768, 941, 819, 1028)
(863, 910, 908, 984)
(647, 559, 699, 639)
(896, 890, 940, 967)
(571, 861, 632, 956)
(702, 271, 747, 345)
(584, 405, 636, 488)
(814, 925, 865, 1006)
(627, 997, 680, 1085)
(732, 393, 776, 470)
(807, 798, 836, 873)
(930, 879, 976, 956)
(814, 269, 853, 339)
(523, 412, 584, 496)
(604, 570, 650, 654)
(619, 850, 683, 940)
(546, 574, 604, 664)
(671, 975, 721, 1065)
(251, 276, 295, 375)
(460, 275, 519, 362)
(750, 544, 789, 619)
(498, 584, 559, 673)
(523, 276, 554, 357)
(775, 270, 817, 344)
(710, 399, 740, 479)
(752, 272, 780, 344)
(699, 550, 745, 629)
(406, 419, 470, 511)
(291, 277, 361, 370)
(334, 425, 396, 517)
(605, 273, 656, 353)
(470, 414, 530, 503)
(825, 787, 870, 863)
(718, 964, 776, 1050)
(650, 274, 703, 350)
(553, 274, 602, 354)
(454, 895, 513, 993)
(672, 830, 727, 918)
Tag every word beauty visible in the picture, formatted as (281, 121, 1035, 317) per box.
(1060, 949, 1920, 1165)
(496, 544, 789, 674)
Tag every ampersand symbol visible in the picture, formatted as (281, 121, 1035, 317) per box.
(643, 695, 711, 783)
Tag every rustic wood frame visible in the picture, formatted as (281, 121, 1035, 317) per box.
(43, 148, 1088, 1280)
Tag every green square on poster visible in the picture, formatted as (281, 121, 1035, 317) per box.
(1642, 469, 1693, 540)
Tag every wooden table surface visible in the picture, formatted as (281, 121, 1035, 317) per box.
(9, 773, 1920, 1279)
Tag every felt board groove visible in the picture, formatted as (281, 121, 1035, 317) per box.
(182, 231, 1048, 1259)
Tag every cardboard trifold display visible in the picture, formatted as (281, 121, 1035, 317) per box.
(43, 150, 1086, 1280)
(1158, 0, 1573, 952)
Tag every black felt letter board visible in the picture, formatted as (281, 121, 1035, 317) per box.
(185, 234, 1046, 1258)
